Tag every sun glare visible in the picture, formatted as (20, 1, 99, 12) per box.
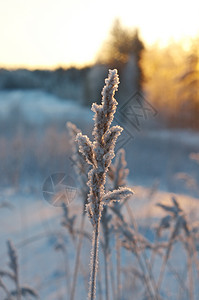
(0, 0, 199, 69)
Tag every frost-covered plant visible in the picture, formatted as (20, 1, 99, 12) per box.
(61, 203, 76, 240)
(117, 216, 159, 299)
(76, 69, 133, 300)
(67, 122, 90, 300)
(67, 121, 90, 204)
(0, 240, 38, 300)
(108, 148, 129, 190)
(95, 149, 131, 300)
(156, 197, 199, 297)
(108, 148, 131, 223)
(108, 148, 131, 299)
(53, 234, 71, 295)
(101, 206, 113, 300)
(108, 150, 159, 299)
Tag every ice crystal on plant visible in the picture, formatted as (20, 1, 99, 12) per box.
(76, 69, 133, 226)
(75, 69, 133, 300)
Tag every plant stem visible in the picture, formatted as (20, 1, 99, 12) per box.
(134, 251, 154, 300)
(104, 248, 109, 300)
(89, 217, 101, 300)
(16, 270, 21, 300)
(70, 214, 85, 300)
(116, 233, 121, 300)
(187, 249, 194, 300)
(97, 263, 103, 300)
(0, 278, 12, 299)
(109, 255, 116, 300)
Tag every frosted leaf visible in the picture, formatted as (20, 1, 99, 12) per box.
(67, 121, 81, 137)
(91, 103, 102, 113)
(104, 151, 115, 168)
(112, 148, 129, 188)
(7, 240, 18, 274)
(76, 133, 95, 166)
(104, 125, 123, 153)
(171, 196, 181, 210)
(102, 187, 133, 205)
(156, 203, 181, 216)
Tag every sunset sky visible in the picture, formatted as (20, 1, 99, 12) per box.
(1, 0, 199, 69)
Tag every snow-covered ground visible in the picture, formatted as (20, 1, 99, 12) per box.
(0, 90, 198, 299)
(0, 89, 93, 125)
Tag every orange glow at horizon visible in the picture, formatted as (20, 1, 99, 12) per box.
(0, 0, 199, 70)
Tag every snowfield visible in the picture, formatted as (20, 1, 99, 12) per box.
(0, 89, 93, 125)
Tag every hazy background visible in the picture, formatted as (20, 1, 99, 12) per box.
(0, 0, 199, 188)
(0, 1, 199, 299)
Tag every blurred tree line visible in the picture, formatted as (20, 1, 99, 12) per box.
(84, 19, 144, 106)
(98, 18, 144, 90)
(142, 37, 199, 128)
(0, 18, 198, 129)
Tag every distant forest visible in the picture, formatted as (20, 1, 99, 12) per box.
(1, 19, 199, 129)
